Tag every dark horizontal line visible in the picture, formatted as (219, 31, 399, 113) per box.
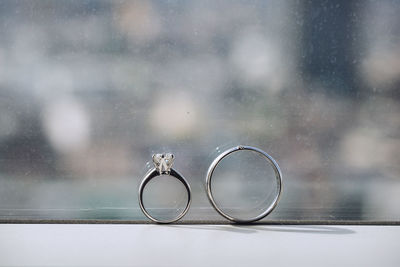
(0, 219, 399, 225)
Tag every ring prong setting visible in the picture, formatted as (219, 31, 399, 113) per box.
(152, 153, 174, 174)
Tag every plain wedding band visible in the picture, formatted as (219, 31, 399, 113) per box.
(205, 145, 282, 223)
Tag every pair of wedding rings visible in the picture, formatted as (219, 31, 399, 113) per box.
(138, 145, 282, 224)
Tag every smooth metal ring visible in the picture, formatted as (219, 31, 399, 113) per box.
(206, 145, 282, 223)
(139, 154, 191, 223)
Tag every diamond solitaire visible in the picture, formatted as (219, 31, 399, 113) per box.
(152, 153, 174, 174)
(139, 152, 191, 223)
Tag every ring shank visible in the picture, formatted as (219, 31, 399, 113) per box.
(206, 145, 282, 223)
(139, 168, 192, 223)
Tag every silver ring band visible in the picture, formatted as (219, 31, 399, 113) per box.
(138, 153, 191, 223)
(206, 145, 282, 223)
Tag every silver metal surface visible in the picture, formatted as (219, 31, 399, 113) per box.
(138, 153, 191, 223)
(206, 145, 283, 223)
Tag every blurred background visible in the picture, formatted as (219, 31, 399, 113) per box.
(0, 0, 399, 221)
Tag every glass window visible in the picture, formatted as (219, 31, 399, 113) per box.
(0, 0, 399, 222)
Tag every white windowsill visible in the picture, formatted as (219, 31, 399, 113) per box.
(0, 224, 398, 266)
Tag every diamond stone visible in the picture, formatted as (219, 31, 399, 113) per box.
(152, 153, 174, 174)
